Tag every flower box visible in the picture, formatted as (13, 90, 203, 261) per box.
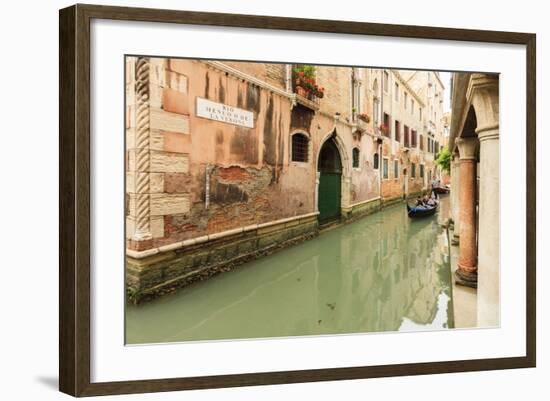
(358, 113, 370, 123)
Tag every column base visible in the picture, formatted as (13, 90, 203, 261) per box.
(455, 268, 477, 288)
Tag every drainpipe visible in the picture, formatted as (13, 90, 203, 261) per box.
(286, 64, 292, 93)
(379, 70, 383, 202)
(205, 164, 212, 209)
(376, 139, 383, 205)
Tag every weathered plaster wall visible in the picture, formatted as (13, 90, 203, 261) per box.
(316, 66, 353, 118)
(130, 58, 300, 250)
(223, 61, 287, 90)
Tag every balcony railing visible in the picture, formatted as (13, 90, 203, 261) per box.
(294, 86, 321, 110)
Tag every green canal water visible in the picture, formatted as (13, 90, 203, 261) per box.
(126, 196, 454, 344)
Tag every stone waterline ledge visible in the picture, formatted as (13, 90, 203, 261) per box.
(127, 211, 320, 259)
(342, 196, 382, 221)
(126, 212, 320, 303)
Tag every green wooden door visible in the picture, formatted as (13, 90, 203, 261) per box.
(318, 172, 341, 222)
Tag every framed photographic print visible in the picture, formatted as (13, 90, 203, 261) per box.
(59, 3, 536, 397)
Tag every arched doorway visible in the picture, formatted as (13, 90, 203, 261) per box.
(317, 137, 342, 223)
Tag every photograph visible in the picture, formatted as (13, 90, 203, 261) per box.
(124, 57, 500, 344)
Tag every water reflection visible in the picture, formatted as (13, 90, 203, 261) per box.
(126, 197, 453, 344)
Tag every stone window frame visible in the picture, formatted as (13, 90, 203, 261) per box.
(383, 112, 392, 138)
(351, 68, 362, 122)
(411, 129, 418, 148)
(403, 125, 410, 148)
(394, 119, 401, 143)
(373, 152, 379, 170)
(352, 147, 361, 170)
(290, 131, 311, 165)
(411, 163, 416, 179)
(383, 158, 389, 180)
(420, 164, 425, 178)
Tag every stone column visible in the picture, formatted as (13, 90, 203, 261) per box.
(130, 57, 153, 249)
(450, 152, 460, 245)
(455, 137, 478, 287)
(470, 75, 500, 327)
(476, 125, 499, 326)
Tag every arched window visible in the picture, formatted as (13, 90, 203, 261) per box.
(291, 133, 309, 162)
(373, 152, 379, 170)
(352, 148, 360, 168)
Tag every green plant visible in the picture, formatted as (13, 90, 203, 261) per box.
(292, 64, 325, 98)
(435, 146, 452, 173)
(358, 113, 370, 123)
(292, 64, 316, 80)
(127, 287, 142, 305)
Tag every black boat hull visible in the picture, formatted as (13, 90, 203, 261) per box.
(407, 203, 437, 218)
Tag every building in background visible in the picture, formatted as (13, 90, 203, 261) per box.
(125, 57, 450, 301)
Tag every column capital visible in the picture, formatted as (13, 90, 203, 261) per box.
(456, 137, 478, 161)
(468, 74, 499, 130)
(476, 125, 499, 143)
(452, 149, 460, 163)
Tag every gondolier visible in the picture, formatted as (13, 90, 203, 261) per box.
(407, 191, 439, 218)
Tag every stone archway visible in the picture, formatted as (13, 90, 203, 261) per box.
(317, 136, 343, 223)
(316, 128, 351, 178)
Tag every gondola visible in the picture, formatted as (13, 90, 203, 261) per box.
(406, 202, 438, 218)
(432, 185, 450, 194)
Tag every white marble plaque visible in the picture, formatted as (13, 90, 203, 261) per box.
(196, 97, 254, 128)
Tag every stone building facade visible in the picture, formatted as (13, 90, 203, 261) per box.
(375, 70, 446, 203)
(125, 57, 448, 301)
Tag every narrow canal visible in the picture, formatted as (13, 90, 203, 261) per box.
(126, 196, 454, 344)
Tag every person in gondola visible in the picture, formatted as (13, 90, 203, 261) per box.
(415, 196, 425, 207)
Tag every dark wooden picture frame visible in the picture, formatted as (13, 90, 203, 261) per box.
(59, 3, 536, 397)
